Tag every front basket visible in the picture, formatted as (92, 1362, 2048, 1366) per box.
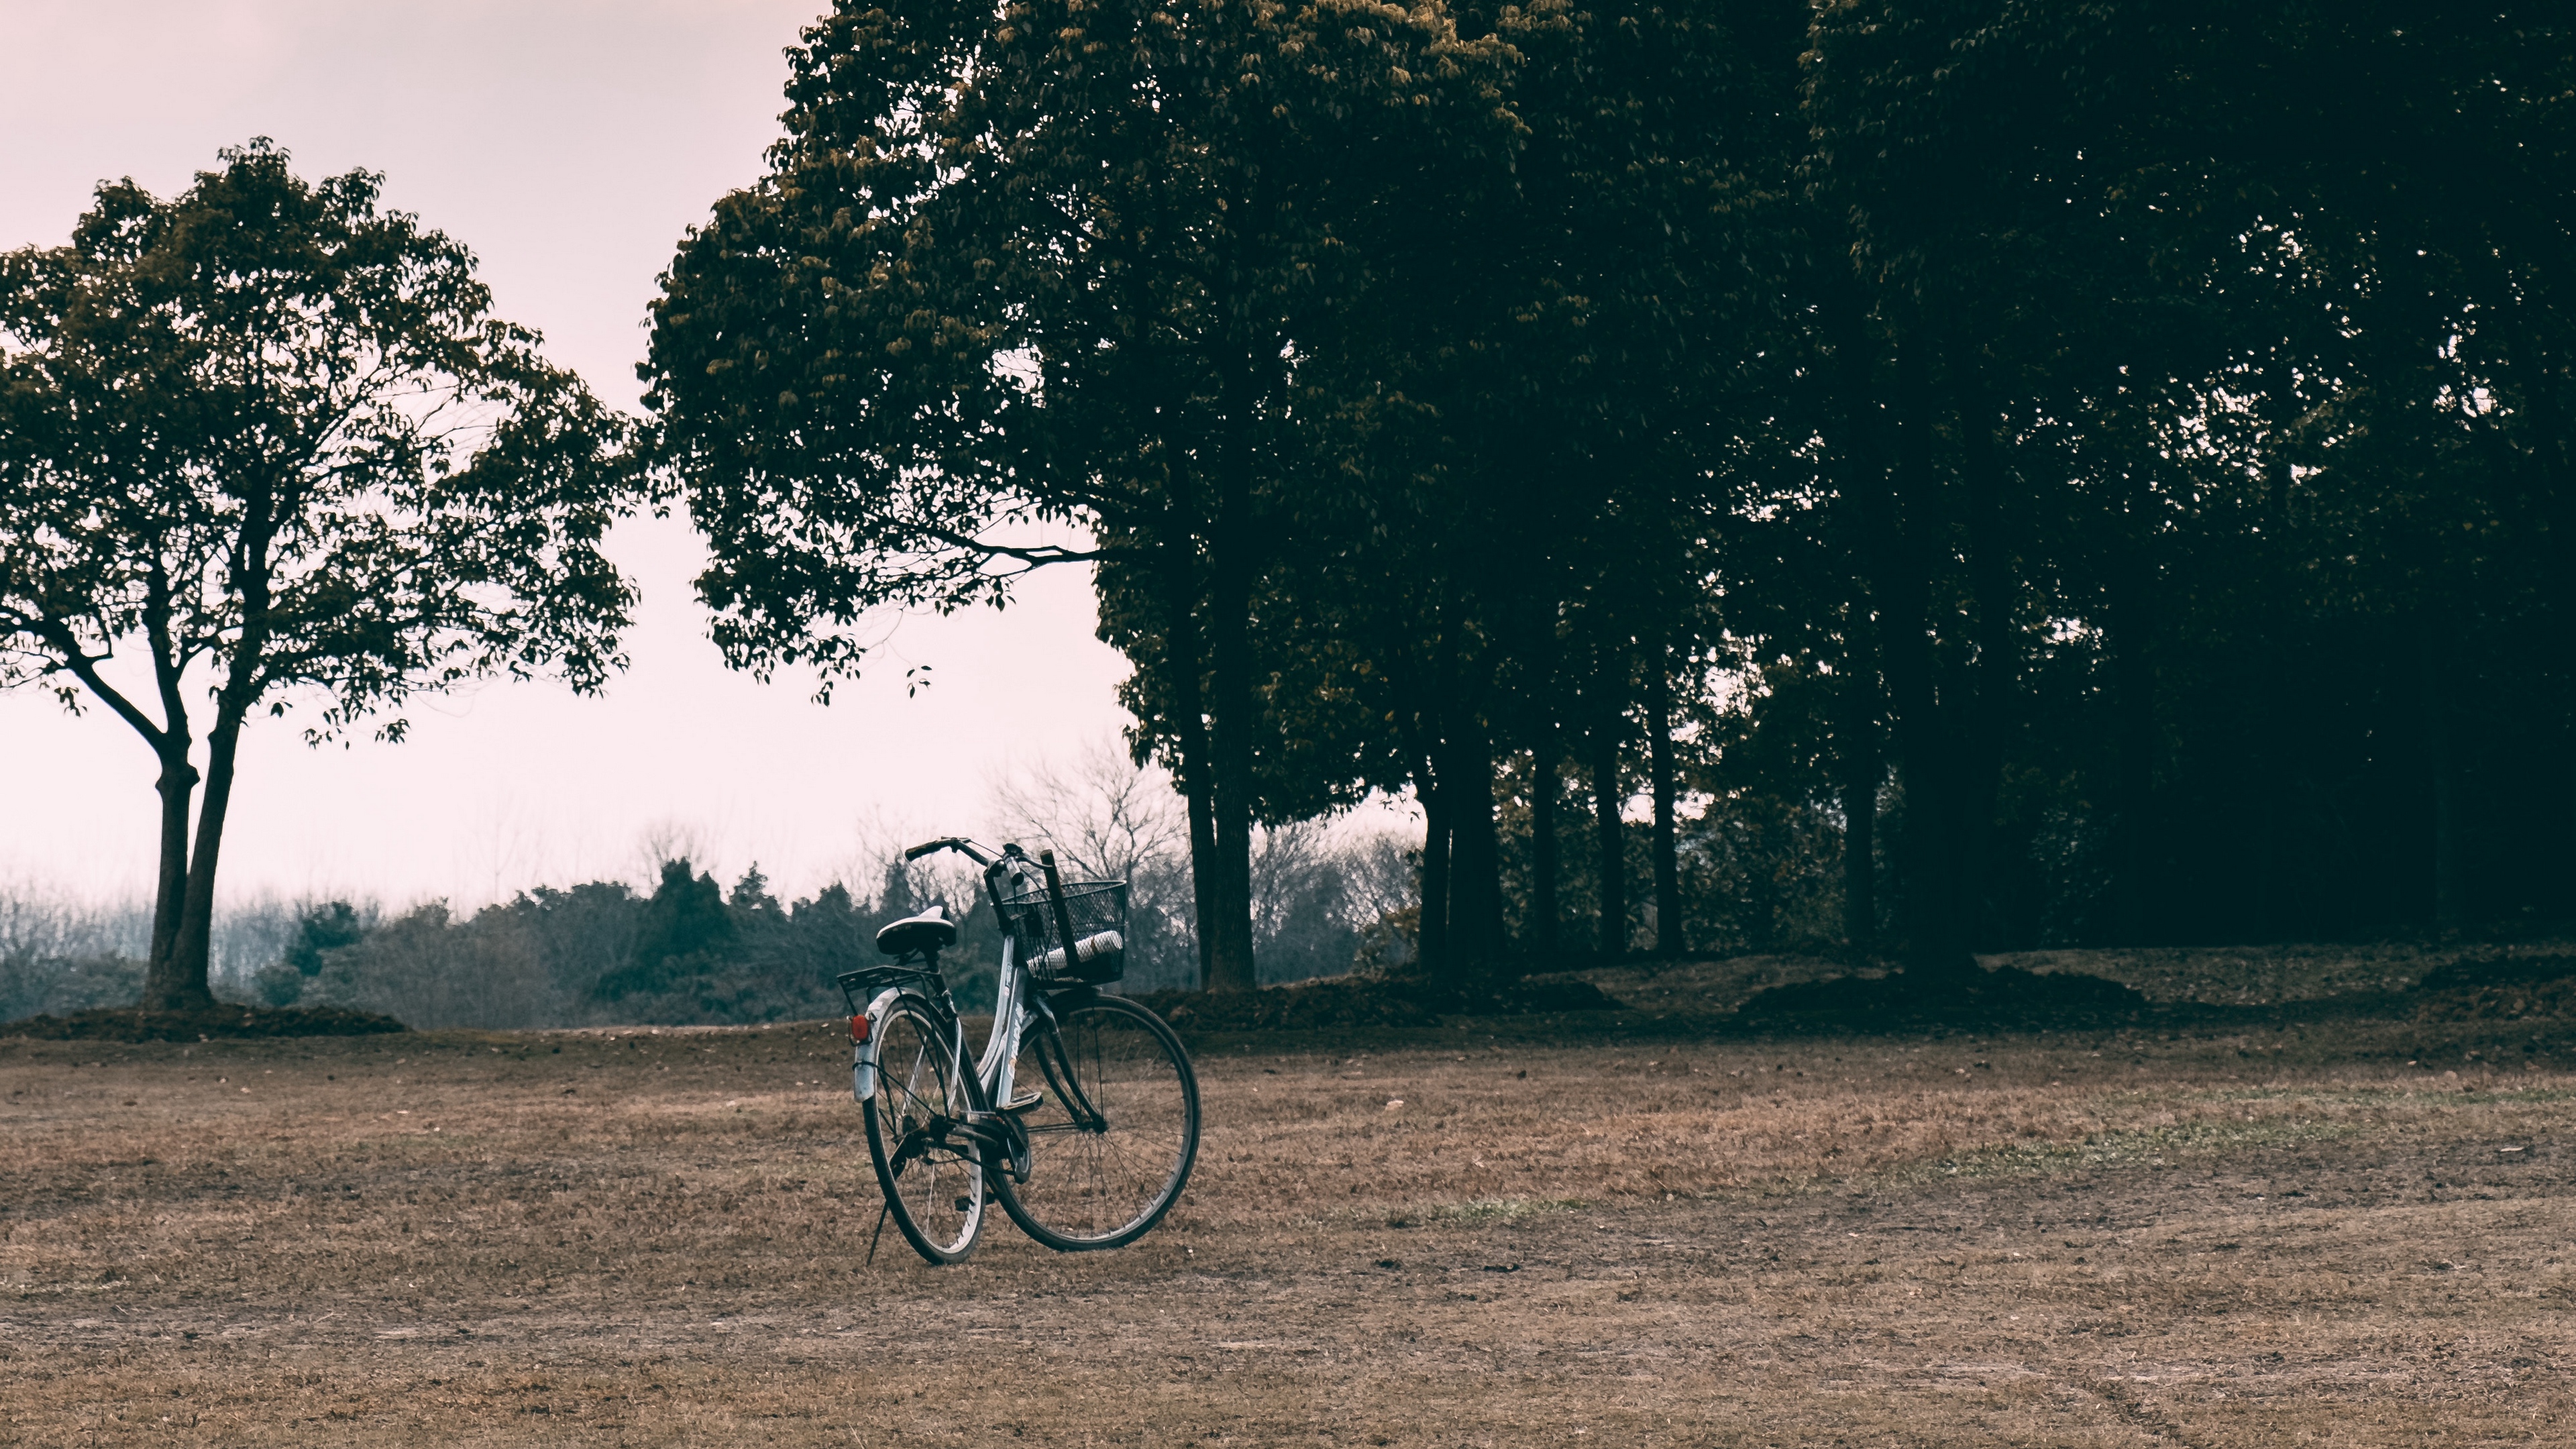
(1004, 879, 1128, 984)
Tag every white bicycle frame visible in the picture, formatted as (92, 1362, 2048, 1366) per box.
(968, 937, 1034, 1108)
(851, 919, 1036, 1110)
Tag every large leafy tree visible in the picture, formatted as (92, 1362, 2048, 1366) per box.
(0, 142, 641, 1010)
(645, 0, 1513, 989)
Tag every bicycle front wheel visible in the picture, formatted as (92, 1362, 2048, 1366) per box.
(862, 996, 986, 1264)
(992, 993, 1199, 1251)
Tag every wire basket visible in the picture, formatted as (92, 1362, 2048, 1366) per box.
(1004, 879, 1129, 985)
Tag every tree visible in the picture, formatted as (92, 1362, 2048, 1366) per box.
(645, 0, 1513, 990)
(0, 142, 642, 1010)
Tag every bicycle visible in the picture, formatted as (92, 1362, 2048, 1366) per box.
(840, 836, 1201, 1264)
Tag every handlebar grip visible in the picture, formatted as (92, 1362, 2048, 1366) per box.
(903, 837, 955, 861)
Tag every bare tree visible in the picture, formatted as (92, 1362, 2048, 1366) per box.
(987, 741, 1426, 988)
(988, 741, 1199, 988)
(989, 741, 1191, 884)
(631, 820, 726, 892)
(0, 875, 151, 1020)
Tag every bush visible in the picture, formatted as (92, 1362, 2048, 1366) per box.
(1, 952, 147, 1019)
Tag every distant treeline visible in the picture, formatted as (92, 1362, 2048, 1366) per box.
(254, 863, 987, 1030)
(1, 741, 1419, 1028)
(251, 828, 1405, 1029)
(1, 799, 1419, 1029)
(0, 882, 301, 1024)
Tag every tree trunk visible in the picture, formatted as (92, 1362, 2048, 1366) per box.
(1646, 641, 1682, 957)
(1824, 281, 1941, 972)
(2109, 620, 2157, 945)
(1203, 480, 1259, 993)
(1444, 716, 1505, 982)
(2505, 314, 2576, 918)
(1591, 706, 1626, 959)
(1530, 730, 1561, 961)
(131, 564, 203, 1007)
(1156, 529, 1220, 988)
(2254, 593, 2294, 944)
(1180, 771, 1220, 987)
(1860, 339, 1971, 980)
(1825, 297, 1885, 959)
(1836, 625, 1880, 953)
(1951, 372, 2019, 964)
(2422, 620, 2463, 933)
(2254, 361, 2302, 941)
(1417, 769, 1451, 978)
(157, 701, 249, 1010)
(142, 746, 198, 986)
(2107, 506, 2158, 946)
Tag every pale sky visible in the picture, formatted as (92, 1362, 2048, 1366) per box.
(0, 0, 1142, 909)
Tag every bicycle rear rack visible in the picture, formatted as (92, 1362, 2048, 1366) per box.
(837, 963, 943, 1008)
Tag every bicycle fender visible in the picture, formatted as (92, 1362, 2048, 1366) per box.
(851, 987, 904, 1101)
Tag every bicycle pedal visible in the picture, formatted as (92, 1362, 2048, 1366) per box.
(1001, 1088, 1043, 1112)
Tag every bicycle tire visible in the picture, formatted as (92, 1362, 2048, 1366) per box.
(991, 992, 1199, 1251)
(861, 995, 987, 1264)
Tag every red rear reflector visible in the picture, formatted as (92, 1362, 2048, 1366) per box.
(849, 1014, 870, 1044)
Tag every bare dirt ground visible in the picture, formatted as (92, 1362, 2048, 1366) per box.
(6, 959, 2575, 1446)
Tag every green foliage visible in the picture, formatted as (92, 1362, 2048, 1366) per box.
(278, 901, 370, 986)
(645, 0, 1513, 680)
(601, 860, 737, 1001)
(1, 140, 643, 732)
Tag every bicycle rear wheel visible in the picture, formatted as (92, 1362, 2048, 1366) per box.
(862, 996, 986, 1264)
(992, 993, 1199, 1250)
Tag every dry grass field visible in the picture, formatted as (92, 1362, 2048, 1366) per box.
(6, 962, 2575, 1446)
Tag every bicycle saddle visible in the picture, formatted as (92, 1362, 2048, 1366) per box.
(875, 904, 958, 957)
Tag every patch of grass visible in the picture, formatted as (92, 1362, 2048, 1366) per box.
(1888, 1117, 2361, 1185)
(1430, 1196, 1591, 1224)
(2188, 1083, 2576, 1107)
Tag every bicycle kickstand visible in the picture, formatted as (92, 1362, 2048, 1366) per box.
(866, 1199, 892, 1266)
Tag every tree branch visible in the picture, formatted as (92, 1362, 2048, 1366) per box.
(6, 606, 170, 751)
(905, 521, 1108, 568)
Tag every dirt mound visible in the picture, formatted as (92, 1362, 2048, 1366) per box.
(1736, 965, 2146, 1028)
(1134, 973, 1623, 1032)
(2412, 954, 2576, 1022)
(3, 1003, 409, 1042)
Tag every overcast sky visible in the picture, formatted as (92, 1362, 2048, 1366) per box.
(1, 0, 1145, 909)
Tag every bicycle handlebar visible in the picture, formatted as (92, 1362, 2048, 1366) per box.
(903, 836, 1004, 867)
